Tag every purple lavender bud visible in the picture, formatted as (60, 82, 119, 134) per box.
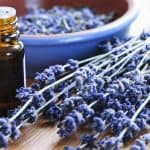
(117, 80, 126, 92)
(75, 74, 84, 90)
(0, 133, 8, 148)
(55, 82, 66, 92)
(97, 137, 119, 150)
(35, 70, 55, 86)
(96, 78, 105, 90)
(43, 67, 54, 77)
(80, 134, 96, 146)
(81, 7, 94, 19)
(124, 70, 141, 82)
(61, 98, 75, 109)
(103, 76, 112, 83)
(129, 122, 141, 135)
(139, 109, 150, 121)
(121, 116, 131, 127)
(81, 89, 95, 101)
(16, 87, 34, 102)
(82, 67, 95, 79)
(140, 32, 150, 40)
(64, 146, 80, 150)
(0, 119, 11, 136)
(110, 118, 124, 135)
(63, 90, 69, 99)
(100, 108, 115, 121)
(128, 107, 136, 118)
(33, 94, 45, 108)
(140, 133, 150, 145)
(77, 104, 94, 119)
(43, 87, 54, 99)
(92, 117, 105, 133)
(85, 20, 99, 29)
(107, 88, 117, 98)
(97, 41, 113, 53)
(120, 78, 130, 88)
(135, 139, 146, 150)
(98, 92, 108, 104)
(111, 37, 122, 46)
(51, 65, 65, 75)
(0, 119, 8, 127)
(45, 104, 62, 122)
(115, 110, 125, 118)
(109, 83, 119, 91)
(26, 106, 37, 123)
(136, 118, 147, 130)
(122, 103, 131, 112)
(67, 96, 84, 106)
(144, 74, 150, 84)
(107, 98, 122, 110)
(124, 130, 134, 140)
(87, 64, 97, 73)
(10, 122, 21, 141)
(31, 83, 41, 91)
(130, 145, 141, 150)
(70, 110, 85, 125)
(97, 137, 107, 149)
(87, 83, 97, 94)
(10, 108, 25, 125)
(18, 6, 115, 34)
(57, 116, 77, 138)
(67, 59, 79, 71)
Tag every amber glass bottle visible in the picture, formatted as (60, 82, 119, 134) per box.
(0, 7, 25, 115)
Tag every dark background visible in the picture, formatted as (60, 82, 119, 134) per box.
(0, 0, 127, 16)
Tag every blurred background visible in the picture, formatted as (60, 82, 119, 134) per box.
(0, 0, 149, 36)
(0, 0, 150, 32)
(0, 0, 150, 76)
(0, 0, 127, 16)
(128, 0, 150, 35)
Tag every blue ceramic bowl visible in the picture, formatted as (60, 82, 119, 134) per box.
(18, 0, 138, 77)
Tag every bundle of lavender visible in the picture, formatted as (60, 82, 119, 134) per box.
(0, 31, 150, 150)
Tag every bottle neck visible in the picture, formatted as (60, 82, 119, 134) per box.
(0, 23, 16, 34)
(0, 7, 17, 37)
(0, 24, 20, 45)
(0, 7, 23, 49)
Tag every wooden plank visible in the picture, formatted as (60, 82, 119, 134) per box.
(6, 119, 149, 150)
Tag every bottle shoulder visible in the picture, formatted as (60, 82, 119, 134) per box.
(0, 40, 24, 61)
(0, 40, 24, 51)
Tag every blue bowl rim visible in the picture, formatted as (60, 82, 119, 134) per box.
(20, 0, 138, 45)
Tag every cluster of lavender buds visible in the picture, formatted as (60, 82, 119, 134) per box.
(17, 6, 116, 35)
(0, 31, 150, 149)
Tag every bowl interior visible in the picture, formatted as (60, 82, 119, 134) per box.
(0, 0, 128, 17)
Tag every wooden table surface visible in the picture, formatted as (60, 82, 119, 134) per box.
(7, 119, 149, 150)
(2, 0, 150, 149)
(6, 82, 150, 149)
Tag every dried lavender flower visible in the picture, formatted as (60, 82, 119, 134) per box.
(140, 133, 150, 145)
(57, 116, 77, 138)
(130, 139, 146, 150)
(0, 133, 8, 148)
(92, 117, 105, 133)
(18, 6, 116, 35)
(10, 122, 21, 141)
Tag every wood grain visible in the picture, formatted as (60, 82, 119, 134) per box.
(3, 118, 148, 150)
(5, 80, 149, 150)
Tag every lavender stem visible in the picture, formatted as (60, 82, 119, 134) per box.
(118, 94, 150, 142)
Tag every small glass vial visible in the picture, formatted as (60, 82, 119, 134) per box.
(0, 7, 26, 115)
